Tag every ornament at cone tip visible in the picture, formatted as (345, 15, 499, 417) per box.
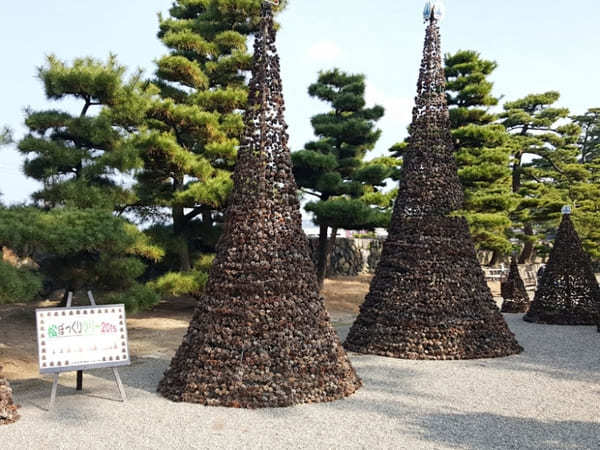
(423, 0, 445, 22)
(561, 205, 572, 215)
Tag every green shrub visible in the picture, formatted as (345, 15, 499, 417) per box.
(0, 261, 42, 304)
(103, 283, 161, 314)
(193, 254, 215, 272)
(148, 270, 209, 298)
(0, 207, 163, 294)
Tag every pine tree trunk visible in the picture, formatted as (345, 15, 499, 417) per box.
(488, 250, 500, 267)
(179, 243, 192, 273)
(519, 223, 534, 264)
(173, 205, 192, 272)
(513, 150, 534, 264)
(315, 224, 329, 288)
(202, 211, 212, 228)
(512, 152, 523, 194)
(325, 227, 338, 278)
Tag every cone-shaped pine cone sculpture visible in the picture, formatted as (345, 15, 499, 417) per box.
(501, 257, 530, 313)
(158, 4, 360, 408)
(525, 214, 600, 325)
(0, 369, 19, 425)
(344, 13, 522, 360)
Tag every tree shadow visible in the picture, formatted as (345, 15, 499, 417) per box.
(407, 411, 599, 449)
(9, 358, 166, 412)
(487, 314, 600, 384)
(62, 356, 170, 396)
(8, 377, 106, 424)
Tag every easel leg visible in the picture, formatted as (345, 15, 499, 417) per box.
(49, 373, 59, 411)
(76, 370, 83, 391)
(112, 368, 127, 402)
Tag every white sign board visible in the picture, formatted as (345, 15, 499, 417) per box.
(36, 304, 130, 374)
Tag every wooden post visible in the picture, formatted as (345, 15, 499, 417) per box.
(87, 291, 97, 306)
(76, 371, 83, 391)
(112, 368, 127, 402)
(48, 373, 59, 411)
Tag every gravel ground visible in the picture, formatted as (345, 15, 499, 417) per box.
(4, 314, 599, 450)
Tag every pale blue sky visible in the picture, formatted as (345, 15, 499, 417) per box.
(1, 0, 599, 204)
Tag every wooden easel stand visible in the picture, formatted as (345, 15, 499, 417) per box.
(48, 291, 127, 410)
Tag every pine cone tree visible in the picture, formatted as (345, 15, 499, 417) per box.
(501, 257, 530, 313)
(158, 4, 360, 408)
(344, 12, 522, 360)
(525, 214, 600, 325)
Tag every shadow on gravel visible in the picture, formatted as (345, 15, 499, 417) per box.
(9, 378, 106, 424)
(87, 356, 170, 394)
(352, 362, 436, 399)
(408, 411, 600, 450)
(9, 356, 171, 410)
(317, 361, 436, 422)
(491, 315, 600, 384)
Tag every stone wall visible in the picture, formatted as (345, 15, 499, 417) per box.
(308, 237, 384, 277)
(306, 237, 556, 280)
(366, 239, 383, 273)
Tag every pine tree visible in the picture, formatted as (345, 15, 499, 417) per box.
(501, 92, 580, 262)
(445, 50, 514, 264)
(0, 127, 11, 199)
(0, 127, 11, 146)
(570, 109, 600, 260)
(135, 0, 276, 272)
(0, 207, 163, 312)
(18, 55, 151, 211)
(158, 3, 360, 407)
(292, 69, 389, 286)
(344, 8, 521, 360)
(573, 108, 600, 163)
(12, 56, 162, 308)
(524, 212, 600, 325)
(0, 132, 18, 427)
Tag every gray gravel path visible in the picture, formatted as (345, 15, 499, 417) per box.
(4, 314, 599, 449)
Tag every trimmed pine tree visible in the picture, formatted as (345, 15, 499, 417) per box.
(135, 0, 273, 272)
(292, 69, 389, 286)
(18, 55, 149, 211)
(445, 50, 514, 264)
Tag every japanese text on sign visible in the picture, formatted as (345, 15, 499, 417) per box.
(35, 305, 130, 374)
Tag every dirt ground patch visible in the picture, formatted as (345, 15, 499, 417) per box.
(321, 275, 372, 317)
(1, 276, 507, 381)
